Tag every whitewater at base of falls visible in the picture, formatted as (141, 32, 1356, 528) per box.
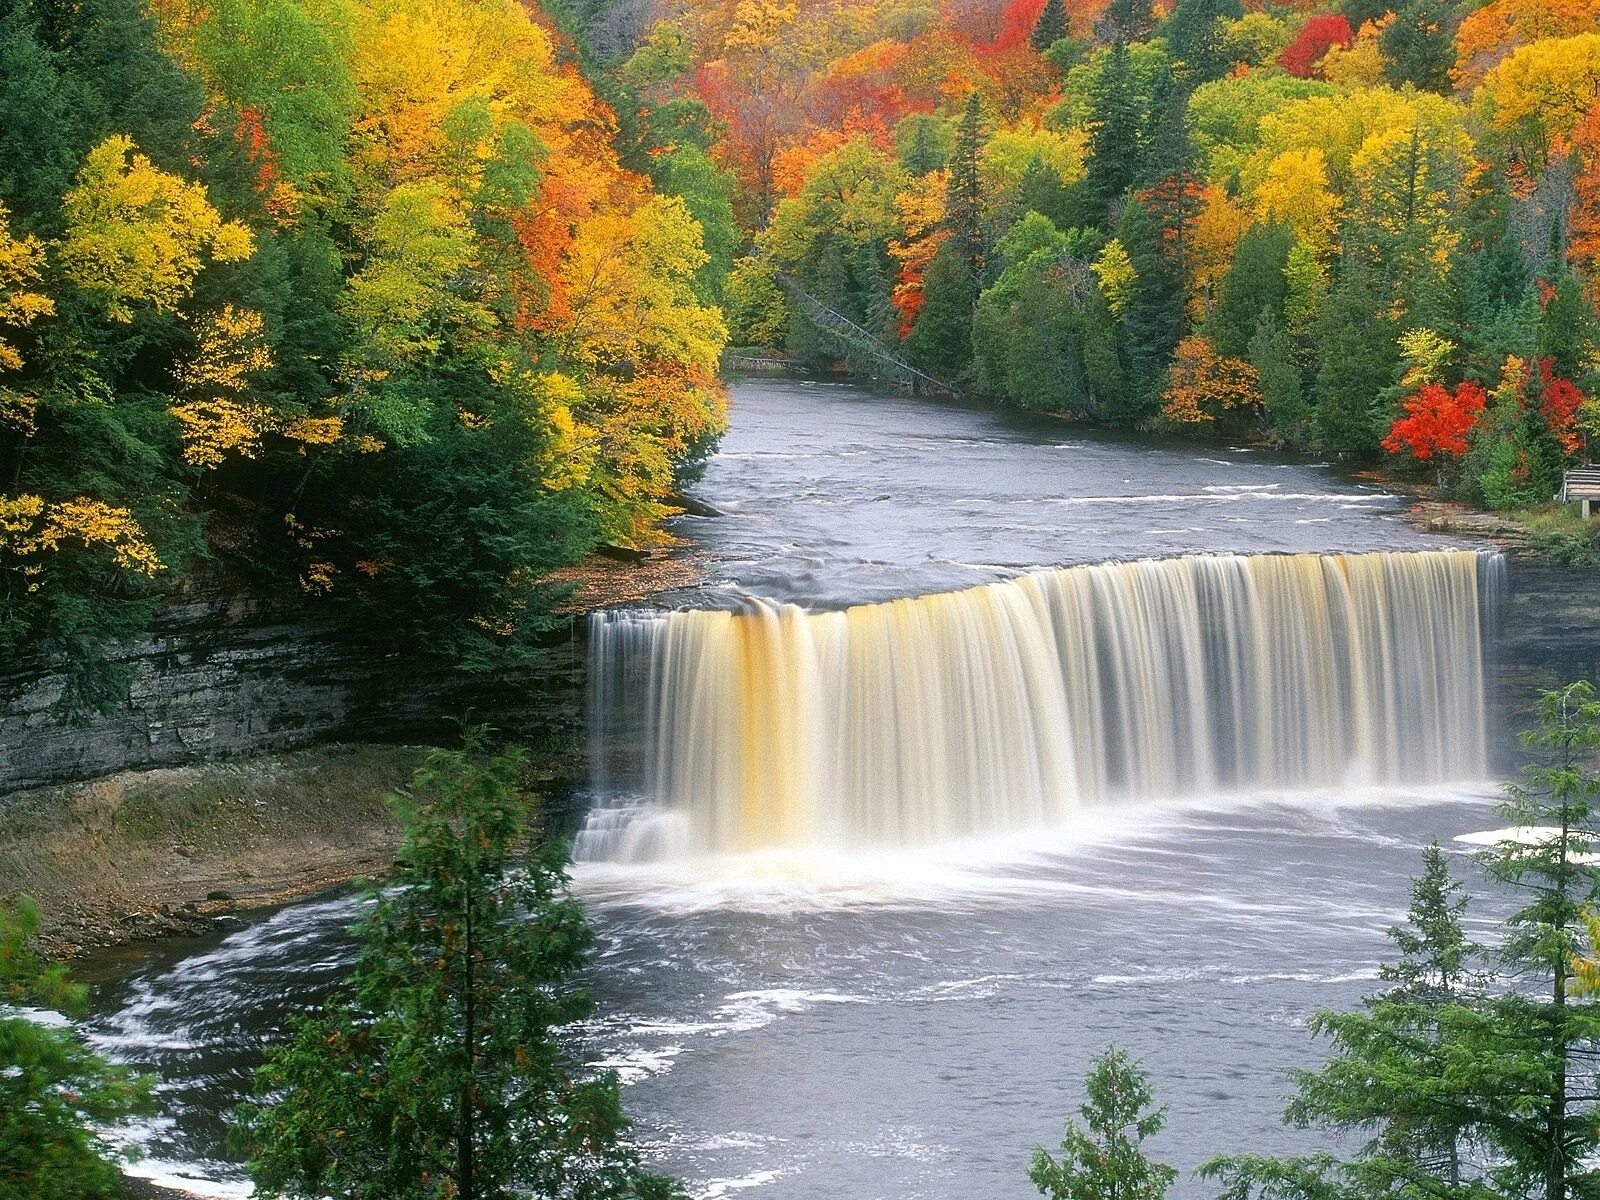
(578, 549, 1502, 863)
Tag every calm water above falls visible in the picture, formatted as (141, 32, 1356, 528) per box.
(88, 381, 1510, 1200)
(666, 379, 1454, 608)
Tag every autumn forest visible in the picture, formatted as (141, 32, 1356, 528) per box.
(1, 0, 1598, 697)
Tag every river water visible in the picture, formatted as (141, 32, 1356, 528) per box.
(86, 380, 1511, 1199)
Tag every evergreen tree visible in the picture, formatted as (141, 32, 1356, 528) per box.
(1030, 0, 1067, 52)
(1096, 0, 1156, 42)
(1209, 223, 1292, 359)
(899, 114, 946, 178)
(1078, 41, 1143, 231)
(1342, 0, 1389, 27)
(0, 897, 153, 1200)
(1162, 0, 1243, 84)
(1015, 154, 1075, 231)
(1249, 312, 1307, 448)
(1313, 263, 1398, 457)
(1379, 0, 1457, 94)
(240, 735, 682, 1200)
(1115, 197, 1183, 415)
(1201, 844, 1485, 1200)
(1472, 682, 1600, 1200)
(905, 240, 975, 381)
(1538, 272, 1599, 381)
(1201, 685, 1600, 1200)
(946, 92, 986, 277)
(1030, 1047, 1176, 1200)
(1136, 70, 1202, 303)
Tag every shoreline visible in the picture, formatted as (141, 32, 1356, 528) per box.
(1, 744, 422, 959)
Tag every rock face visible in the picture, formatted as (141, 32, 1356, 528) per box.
(0, 591, 585, 797)
(1489, 554, 1600, 766)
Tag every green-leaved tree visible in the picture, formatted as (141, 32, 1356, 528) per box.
(0, 896, 153, 1200)
(1031, 1046, 1176, 1200)
(239, 733, 682, 1200)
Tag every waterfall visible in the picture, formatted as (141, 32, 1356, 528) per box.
(577, 549, 1502, 862)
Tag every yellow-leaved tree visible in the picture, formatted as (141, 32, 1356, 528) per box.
(58, 136, 254, 322)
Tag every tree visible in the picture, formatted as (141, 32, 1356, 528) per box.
(1250, 312, 1307, 448)
(1016, 155, 1075, 230)
(1471, 681, 1600, 1200)
(1162, 0, 1244, 84)
(1379, 0, 1457, 93)
(1097, 0, 1156, 43)
(1208, 222, 1291, 359)
(1115, 196, 1184, 413)
(0, 896, 153, 1200)
(946, 92, 987, 278)
(1079, 41, 1143, 230)
(1159, 335, 1261, 431)
(1201, 844, 1484, 1200)
(1030, 1046, 1176, 1200)
(904, 239, 975, 380)
(240, 735, 682, 1200)
(1382, 380, 1488, 480)
(58, 134, 253, 322)
(1278, 14, 1352, 79)
(1031, 0, 1067, 52)
(1203, 686, 1600, 1200)
(1313, 264, 1397, 457)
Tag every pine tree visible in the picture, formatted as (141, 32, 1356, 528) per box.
(1249, 312, 1307, 448)
(1030, 1047, 1176, 1200)
(1015, 154, 1074, 230)
(1030, 0, 1067, 52)
(1162, 0, 1244, 84)
(1096, 0, 1156, 42)
(899, 115, 945, 178)
(1474, 682, 1600, 1200)
(1313, 262, 1398, 457)
(240, 734, 682, 1200)
(905, 240, 975, 380)
(1209, 223, 1292, 359)
(1078, 41, 1143, 230)
(1201, 686, 1600, 1200)
(0, 897, 153, 1200)
(1115, 196, 1183, 413)
(945, 92, 986, 277)
(1200, 843, 1483, 1200)
(1379, 0, 1457, 94)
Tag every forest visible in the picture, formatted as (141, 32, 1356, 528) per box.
(3, 0, 1599, 697)
(669, 0, 1600, 493)
(0, 0, 731, 702)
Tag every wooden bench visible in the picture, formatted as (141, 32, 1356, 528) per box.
(1563, 468, 1600, 519)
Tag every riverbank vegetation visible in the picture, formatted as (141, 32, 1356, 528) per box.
(603, 0, 1600, 506)
(0, 0, 729, 703)
(0, 896, 152, 1200)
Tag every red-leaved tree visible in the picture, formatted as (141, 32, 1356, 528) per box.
(1278, 14, 1353, 78)
(1383, 379, 1488, 467)
(1538, 358, 1587, 458)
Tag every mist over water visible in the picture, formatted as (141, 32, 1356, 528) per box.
(88, 381, 1509, 1200)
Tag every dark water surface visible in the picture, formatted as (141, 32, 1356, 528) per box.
(663, 379, 1453, 608)
(85, 380, 1504, 1198)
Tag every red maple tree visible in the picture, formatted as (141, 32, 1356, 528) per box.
(1278, 14, 1353, 78)
(1382, 379, 1488, 461)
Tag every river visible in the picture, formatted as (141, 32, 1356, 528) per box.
(86, 379, 1510, 1199)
